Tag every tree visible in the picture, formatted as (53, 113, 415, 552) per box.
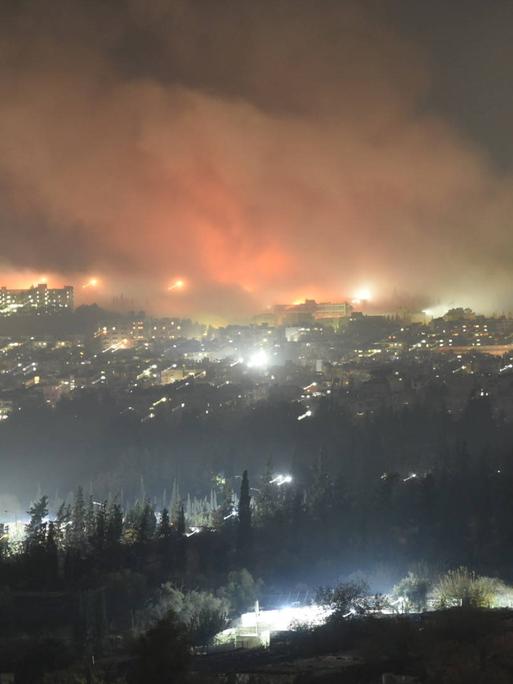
(237, 470, 251, 555)
(176, 504, 186, 536)
(91, 501, 107, 554)
(137, 502, 156, 543)
(219, 569, 261, 615)
(55, 501, 71, 550)
(158, 508, 172, 538)
(106, 501, 123, 547)
(85, 496, 96, 542)
(256, 458, 277, 522)
(175, 504, 187, 574)
(25, 495, 48, 553)
(128, 614, 190, 684)
(45, 521, 59, 586)
(307, 451, 334, 519)
(214, 476, 235, 526)
(70, 487, 87, 552)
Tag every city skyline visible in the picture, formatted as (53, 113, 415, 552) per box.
(0, 276, 496, 325)
(0, 272, 493, 323)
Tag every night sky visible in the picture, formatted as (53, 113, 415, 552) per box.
(1, 0, 513, 319)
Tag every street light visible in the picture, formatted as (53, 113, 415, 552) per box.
(269, 474, 293, 486)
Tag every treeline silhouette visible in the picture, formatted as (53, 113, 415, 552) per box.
(2, 428, 513, 602)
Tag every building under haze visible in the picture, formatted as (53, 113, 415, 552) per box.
(255, 299, 353, 327)
(0, 283, 74, 316)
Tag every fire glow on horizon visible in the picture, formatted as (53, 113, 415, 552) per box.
(0, 2, 512, 319)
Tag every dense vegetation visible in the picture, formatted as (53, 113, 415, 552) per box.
(2, 378, 513, 680)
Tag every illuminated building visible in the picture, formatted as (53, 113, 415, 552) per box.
(160, 367, 203, 384)
(314, 301, 353, 327)
(257, 299, 352, 327)
(94, 325, 134, 351)
(130, 318, 146, 340)
(93, 316, 147, 350)
(0, 283, 74, 316)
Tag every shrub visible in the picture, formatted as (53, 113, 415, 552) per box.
(433, 567, 500, 609)
(317, 579, 376, 621)
(392, 569, 433, 613)
(138, 584, 229, 646)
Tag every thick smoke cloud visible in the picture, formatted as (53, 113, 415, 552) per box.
(1, 0, 513, 318)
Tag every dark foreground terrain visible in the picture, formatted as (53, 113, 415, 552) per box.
(189, 609, 513, 684)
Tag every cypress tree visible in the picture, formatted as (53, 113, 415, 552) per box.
(55, 501, 71, 549)
(237, 470, 252, 554)
(159, 508, 172, 538)
(45, 521, 59, 586)
(71, 487, 87, 552)
(25, 496, 48, 553)
(138, 501, 157, 543)
(92, 501, 107, 553)
(106, 502, 123, 546)
(176, 504, 186, 536)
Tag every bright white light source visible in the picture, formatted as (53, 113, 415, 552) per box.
(297, 409, 312, 421)
(239, 604, 330, 631)
(168, 278, 186, 292)
(354, 286, 372, 302)
(247, 350, 269, 369)
(270, 474, 293, 486)
(82, 277, 100, 289)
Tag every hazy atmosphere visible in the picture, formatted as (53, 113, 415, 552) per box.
(2, 1, 513, 317)
(3, 3, 513, 682)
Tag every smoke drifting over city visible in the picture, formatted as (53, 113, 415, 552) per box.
(1, 0, 513, 317)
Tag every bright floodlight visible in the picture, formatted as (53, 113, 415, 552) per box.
(354, 286, 372, 301)
(247, 350, 269, 369)
(83, 277, 99, 289)
(270, 474, 293, 486)
(168, 279, 185, 292)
